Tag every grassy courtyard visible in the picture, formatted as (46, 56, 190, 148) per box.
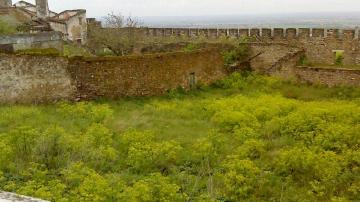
(0, 72, 359, 201)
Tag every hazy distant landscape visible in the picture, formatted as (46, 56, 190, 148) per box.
(134, 12, 360, 28)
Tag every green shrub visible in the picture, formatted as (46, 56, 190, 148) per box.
(297, 55, 312, 66)
(63, 44, 93, 57)
(183, 43, 199, 52)
(335, 51, 344, 66)
(222, 44, 251, 66)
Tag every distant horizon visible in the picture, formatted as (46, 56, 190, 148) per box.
(95, 11, 360, 18)
(17, 0, 360, 17)
(95, 11, 360, 29)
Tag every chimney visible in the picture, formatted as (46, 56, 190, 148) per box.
(0, 0, 12, 7)
(35, 0, 49, 18)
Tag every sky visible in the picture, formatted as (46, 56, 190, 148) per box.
(17, 0, 360, 17)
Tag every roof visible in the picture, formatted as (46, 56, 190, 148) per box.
(14, 1, 58, 15)
(55, 9, 85, 16)
(14, 0, 35, 7)
(52, 9, 86, 21)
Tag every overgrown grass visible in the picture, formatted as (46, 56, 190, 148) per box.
(63, 44, 93, 57)
(0, 72, 359, 201)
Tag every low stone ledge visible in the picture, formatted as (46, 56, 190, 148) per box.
(0, 191, 49, 202)
(293, 66, 360, 87)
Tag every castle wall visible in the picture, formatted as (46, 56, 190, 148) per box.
(142, 27, 360, 66)
(0, 49, 226, 103)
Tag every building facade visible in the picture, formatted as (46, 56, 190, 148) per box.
(0, 0, 87, 43)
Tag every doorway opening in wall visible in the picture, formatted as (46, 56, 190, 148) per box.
(189, 72, 196, 89)
(333, 50, 344, 66)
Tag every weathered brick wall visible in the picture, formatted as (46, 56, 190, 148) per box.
(0, 49, 226, 103)
(67, 49, 226, 99)
(0, 54, 74, 103)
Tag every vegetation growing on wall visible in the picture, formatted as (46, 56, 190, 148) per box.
(63, 44, 93, 57)
(15, 48, 61, 56)
(0, 19, 16, 35)
(86, 13, 144, 56)
(0, 73, 359, 201)
(223, 43, 251, 67)
(335, 51, 344, 66)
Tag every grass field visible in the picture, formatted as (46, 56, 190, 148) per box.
(0, 72, 359, 201)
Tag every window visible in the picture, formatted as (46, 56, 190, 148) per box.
(79, 17, 83, 25)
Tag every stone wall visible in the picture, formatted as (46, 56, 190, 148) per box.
(291, 66, 360, 87)
(0, 32, 63, 53)
(0, 0, 11, 7)
(67, 49, 226, 99)
(0, 54, 74, 103)
(142, 27, 360, 66)
(0, 49, 226, 103)
(0, 191, 49, 202)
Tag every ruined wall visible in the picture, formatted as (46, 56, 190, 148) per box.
(144, 27, 360, 66)
(290, 66, 360, 87)
(35, 0, 49, 18)
(0, 32, 63, 53)
(0, 7, 32, 26)
(0, 54, 74, 103)
(0, 0, 11, 7)
(65, 12, 87, 43)
(68, 49, 226, 99)
(0, 49, 226, 103)
(246, 43, 302, 72)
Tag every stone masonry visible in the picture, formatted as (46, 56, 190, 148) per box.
(0, 49, 227, 103)
(0, 191, 49, 202)
(143, 27, 360, 65)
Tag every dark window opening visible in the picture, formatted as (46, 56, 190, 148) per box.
(189, 72, 196, 88)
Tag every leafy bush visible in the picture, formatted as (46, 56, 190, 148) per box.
(335, 51, 344, 66)
(63, 44, 93, 57)
(183, 43, 199, 52)
(222, 44, 251, 66)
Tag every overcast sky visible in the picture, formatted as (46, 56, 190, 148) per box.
(18, 0, 360, 17)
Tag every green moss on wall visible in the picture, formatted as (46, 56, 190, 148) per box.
(15, 48, 61, 56)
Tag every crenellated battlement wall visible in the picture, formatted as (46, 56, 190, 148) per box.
(141, 27, 360, 66)
(144, 27, 359, 40)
